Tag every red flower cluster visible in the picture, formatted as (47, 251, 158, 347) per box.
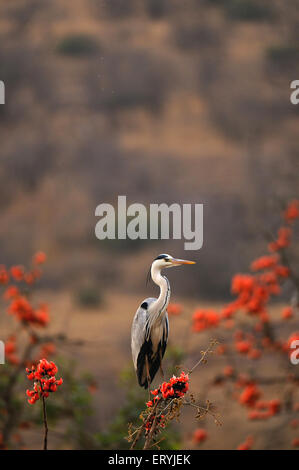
(148, 372, 189, 404)
(223, 261, 288, 322)
(145, 414, 165, 433)
(248, 399, 281, 420)
(1, 252, 46, 291)
(26, 359, 63, 404)
(5, 335, 19, 365)
(160, 372, 189, 399)
(192, 309, 219, 332)
(8, 297, 49, 327)
(239, 383, 261, 408)
(233, 331, 262, 360)
(219, 202, 296, 324)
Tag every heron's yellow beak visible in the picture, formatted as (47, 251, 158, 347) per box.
(171, 258, 196, 265)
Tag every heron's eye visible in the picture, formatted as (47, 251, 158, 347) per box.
(164, 258, 169, 262)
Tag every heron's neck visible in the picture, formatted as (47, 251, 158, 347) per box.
(151, 265, 171, 316)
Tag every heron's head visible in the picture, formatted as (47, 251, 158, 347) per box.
(152, 253, 196, 270)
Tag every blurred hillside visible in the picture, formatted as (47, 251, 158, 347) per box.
(0, 0, 298, 298)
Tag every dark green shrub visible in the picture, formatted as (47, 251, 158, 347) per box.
(225, 0, 274, 21)
(55, 34, 99, 56)
(205, 0, 274, 22)
(267, 44, 299, 67)
(76, 285, 103, 308)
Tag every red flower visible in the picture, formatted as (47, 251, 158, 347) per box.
(223, 366, 234, 377)
(274, 265, 290, 278)
(33, 252, 47, 265)
(292, 438, 299, 448)
(216, 344, 227, 355)
(0, 266, 9, 284)
(282, 307, 293, 320)
(221, 303, 238, 318)
(268, 399, 281, 416)
(145, 414, 165, 433)
(193, 428, 208, 444)
(237, 435, 253, 450)
(247, 349, 262, 360)
(290, 419, 299, 429)
(10, 265, 24, 281)
(5, 336, 19, 365)
(3, 286, 20, 300)
(24, 272, 35, 285)
(268, 227, 292, 252)
(250, 256, 278, 272)
(284, 200, 299, 224)
(239, 384, 261, 408)
(235, 340, 252, 354)
(167, 303, 182, 316)
(231, 274, 255, 294)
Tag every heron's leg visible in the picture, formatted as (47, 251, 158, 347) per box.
(159, 350, 164, 377)
(145, 356, 151, 400)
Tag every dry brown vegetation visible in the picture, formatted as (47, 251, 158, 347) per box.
(0, 0, 299, 450)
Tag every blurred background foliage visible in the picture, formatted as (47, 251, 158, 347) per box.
(0, 0, 298, 301)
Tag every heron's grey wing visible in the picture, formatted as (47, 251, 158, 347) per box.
(131, 298, 156, 371)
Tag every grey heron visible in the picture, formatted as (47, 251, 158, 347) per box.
(131, 254, 195, 389)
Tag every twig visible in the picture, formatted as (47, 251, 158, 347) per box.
(188, 339, 218, 374)
(42, 395, 48, 450)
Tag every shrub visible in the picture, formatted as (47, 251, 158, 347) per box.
(225, 0, 274, 21)
(55, 34, 99, 56)
(76, 285, 103, 309)
(175, 22, 219, 50)
(266, 44, 299, 68)
(104, 0, 135, 18)
(205, 0, 274, 22)
(145, 0, 169, 19)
